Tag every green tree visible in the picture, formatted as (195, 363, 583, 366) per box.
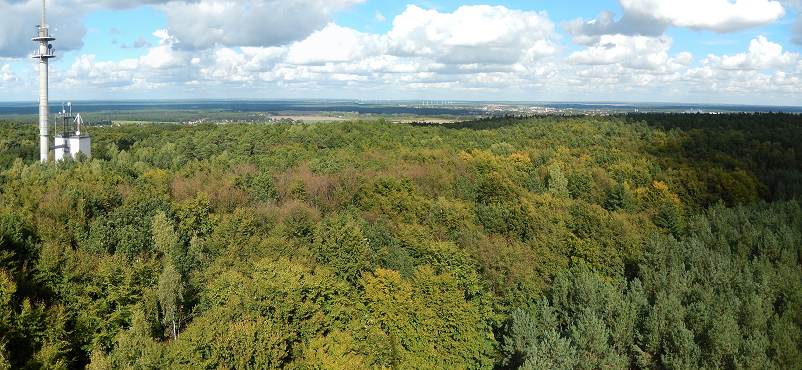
(152, 212, 180, 261)
(360, 267, 496, 368)
(312, 213, 373, 284)
(604, 182, 636, 212)
(548, 163, 569, 197)
(157, 263, 183, 340)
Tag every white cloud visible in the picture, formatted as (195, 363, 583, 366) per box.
(565, 11, 667, 45)
(569, 35, 691, 71)
(684, 66, 802, 96)
(139, 29, 187, 69)
(0, 0, 86, 57)
(198, 46, 284, 82)
(0, 64, 17, 83)
(60, 29, 195, 90)
(62, 55, 140, 89)
(286, 24, 380, 65)
(44, 4, 561, 98)
(620, 0, 786, 32)
(0, 0, 363, 57)
(4, 2, 802, 104)
(682, 36, 802, 98)
(560, 0, 795, 102)
(565, 0, 788, 50)
(704, 35, 799, 69)
(158, 0, 364, 49)
(386, 5, 556, 65)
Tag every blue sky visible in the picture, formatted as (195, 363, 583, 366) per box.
(1, 0, 801, 104)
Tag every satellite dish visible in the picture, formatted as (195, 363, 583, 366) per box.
(47, 44, 52, 49)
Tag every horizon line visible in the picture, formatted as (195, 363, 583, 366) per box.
(0, 98, 800, 109)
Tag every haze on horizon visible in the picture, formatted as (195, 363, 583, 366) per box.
(1, 0, 801, 105)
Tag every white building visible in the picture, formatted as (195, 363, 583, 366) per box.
(54, 133, 91, 161)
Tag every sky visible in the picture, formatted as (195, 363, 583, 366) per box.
(1, 0, 802, 104)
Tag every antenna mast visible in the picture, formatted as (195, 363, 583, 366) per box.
(33, 0, 55, 162)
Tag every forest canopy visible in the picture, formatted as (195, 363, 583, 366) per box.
(1, 113, 801, 369)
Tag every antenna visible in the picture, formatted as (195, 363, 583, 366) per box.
(32, 0, 60, 162)
(75, 114, 82, 135)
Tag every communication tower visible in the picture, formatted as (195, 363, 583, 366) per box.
(32, 0, 55, 162)
(32, 0, 91, 162)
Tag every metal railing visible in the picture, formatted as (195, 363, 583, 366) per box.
(32, 46, 55, 58)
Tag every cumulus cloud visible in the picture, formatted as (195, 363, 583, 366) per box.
(60, 28, 195, 91)
(620, 0, 786, 32)
(286, 24, 381, 65)
(569, 35, 693, 72)
(386, 5, 556, 65)
(566, 0, 788, 47)
(199, 46, 285, 82)
(703, 35, 799, 69)
(0, 0, 363, 57)
(559, 0, 795, 102)
(50, 4, 560, 97)
(137, 29, 189, 69)
(565, 11, 667, 45)
(4, 2, 802, 104)
(0, 64, 17, 83)
(158, 0, 364, 49)
(679, 36, 802, 99)
(563, 35, 802, 100)
(683, 66, 802, 97)
(0, 0, 86, 57)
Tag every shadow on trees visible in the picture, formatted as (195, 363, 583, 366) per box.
(631, 113, 802, 204)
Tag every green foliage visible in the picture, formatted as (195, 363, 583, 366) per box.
(567, 170, 594, 201)
(157, 263, 184, 340)
(247, 171, 278, 203)
(166, 258, 354, 368)
(0, 270, 15, 369)
(312, 213, 373, 284)
(360, 267, 496, 368)
(604, 182, 636, 212)
(101, 310, 164, 369)
(297, 330, 368, 369)
(357, 177, 427, 223)
(175, 193, 213, 240)
(152, 212, 180, 262)
(547, 163, 569, 197)
(501, 200, 802, 369)
(0, 114, 801, 368)
(475, 199, 538, 241)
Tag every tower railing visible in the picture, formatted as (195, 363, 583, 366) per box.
(33, 46, 55, 58)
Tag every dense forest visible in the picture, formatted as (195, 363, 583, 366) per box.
(1, 113, 801, 369)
